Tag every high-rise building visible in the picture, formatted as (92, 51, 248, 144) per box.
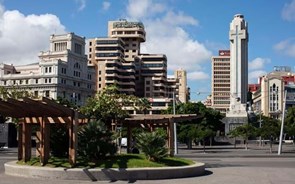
(0, 33, 95, 106)
(211, 50, 231, 114)
(223, 14, 249, 134)
(88, 19, 189, 105)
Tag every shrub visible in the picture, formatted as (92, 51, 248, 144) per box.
(135, 129, 168, 162)
(50, 124, 68, 157)
(78, 120, 117, 160)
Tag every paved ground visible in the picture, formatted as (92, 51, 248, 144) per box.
(1, 144, 295, 184)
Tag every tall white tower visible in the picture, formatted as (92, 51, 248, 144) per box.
(223, 14, 249, 134)
(229, 14, 248, 106)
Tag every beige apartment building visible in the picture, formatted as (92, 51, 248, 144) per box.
(211, 50, 231, 113)
(88, 19, 188, 104)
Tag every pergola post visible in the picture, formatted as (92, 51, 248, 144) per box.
(69, 111, 78, 166)
(127, 124, 132, 153)
(39, 117, 50, 166)
(168, 118, 175, 157)
(18, 123, 23, 161)
(20, 122, 32, 162)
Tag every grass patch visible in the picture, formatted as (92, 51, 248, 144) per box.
(17, 154, 194, 169)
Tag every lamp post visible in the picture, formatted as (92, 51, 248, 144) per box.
(259, 110, 262, 147)
(278, 90, 287, 155)
(173, 92, 178, 155)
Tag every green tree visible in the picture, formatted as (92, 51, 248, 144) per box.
(285, 106, 295, 143)
(194, 125, 215, 153)
(80, 85, 135, 126)
(228, 128, 240, 148)
(234, 123, 257, 150)
(257, 116, 280, 153)
(0, 86, 33, 100)
(78, 120, 117, 160)
(135, 98, 151, 114)
(135, 129, 168, 161)
(164, 102, 224, 149)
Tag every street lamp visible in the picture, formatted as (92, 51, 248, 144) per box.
(278, 90, 287, 155)
(173, 91, 178, 155)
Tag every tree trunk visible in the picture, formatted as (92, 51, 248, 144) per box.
(234, 137, 236, 149)
(270, 141, 273, 153)
(203, 139, 206, 153)
(187, 139, 192, 149)
(210, 137, 212, 147)
(245, 138, 248, 150)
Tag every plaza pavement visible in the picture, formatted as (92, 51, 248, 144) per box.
(1, 143, 295, 184)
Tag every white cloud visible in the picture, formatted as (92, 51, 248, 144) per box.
(248, 70, 267, 84)
(0, 4, 66, 65)
(125, 0, 212, 72)
(187, 71, 210, 81)
(274, 38, 295, 58)
(249, 57, 271, 70)
(76, 0, 86, 12)
(282, 0, 295, 21)
(127, 0, 166, 20)
(102, 1, 111, 11)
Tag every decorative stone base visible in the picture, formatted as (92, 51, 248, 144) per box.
(5, 161, 205, 181)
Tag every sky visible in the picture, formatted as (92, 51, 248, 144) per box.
(1, 0, 295, 101)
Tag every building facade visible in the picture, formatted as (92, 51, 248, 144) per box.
(87, 19, 189, 105)
(0, 33, 95, 106)
(252, 66, 295, 119)
(211, 50, 231, 114)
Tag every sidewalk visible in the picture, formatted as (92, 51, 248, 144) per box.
(177, 143, 295, 158)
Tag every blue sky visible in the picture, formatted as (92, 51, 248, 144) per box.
(1, 0, 295, 101)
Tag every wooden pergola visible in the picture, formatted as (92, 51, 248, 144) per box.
(123, 114, 199, 156)
(0, 97, 87, 166)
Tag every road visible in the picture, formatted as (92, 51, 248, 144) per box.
(1, 145, 295, 184)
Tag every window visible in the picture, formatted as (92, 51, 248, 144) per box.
(74, 43, 82, 55)
(99, 77, 101, 81)
(89, 41, 92, 46)
(34, 91, 38, 97)
(26, 80, 28, 84)
(45, 90, 50, 97)
(35, 79, 38, 84)
(45, 67, 48, 73)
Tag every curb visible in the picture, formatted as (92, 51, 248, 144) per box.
(4, 161, 205, 181)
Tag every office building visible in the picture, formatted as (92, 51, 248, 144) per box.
(211, 50, 231, 114)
